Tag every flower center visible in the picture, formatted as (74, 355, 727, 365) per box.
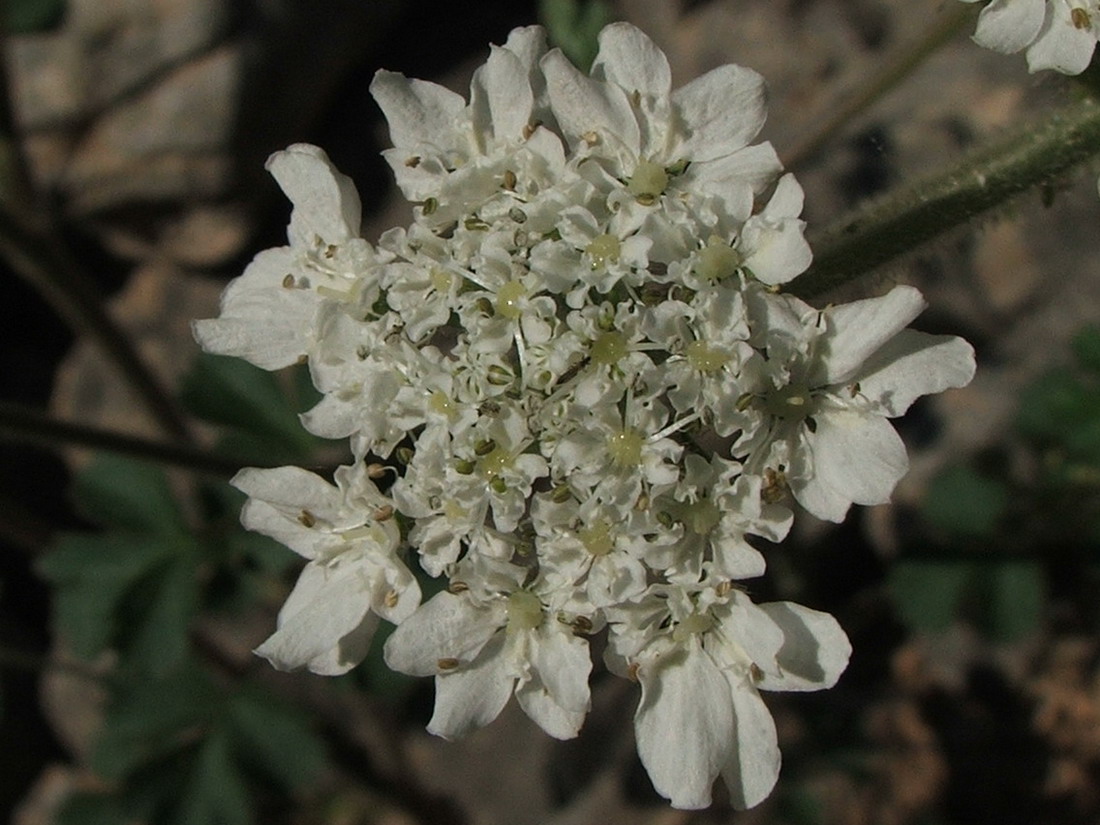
(592, 330, 629, 365)
(681, 498, 720, 535)
(579, 520, 615, 556)
(685, 341, 729, 373)
(607, 428, 645, 468)
(586, 233, 621, 270)
(507, 590, 543, 631)
(495, 280, 526, 319)
(765, 383, 815, 421)
(695, 238, 742, 281)
(430, 266, 453, 292)
(627, 159, 668, 204)
(672, 611, 713, 642)
(477, 446, 513, 479)
(429, 390, 457, 419)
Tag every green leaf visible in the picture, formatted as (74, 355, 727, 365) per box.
(888, 560, 975, 633)
(921, 465, 1008, 538)
(1072, 325, 1100, 375)
(1018, 370, 1100, 446)
(71, 455, 187, 534)
(539, 0, 613, 71)
(777, 785, 826, 825)
(978, 560, 1045, 642)
(173, 730, 253, 825)
(224, 528, 296, 576)
(37, 534, 178, 660)
(92, 666, 220, 781)
(180, 353, 318, 460)
(54, 791, 128, 825)
(359, 618, 416, 701)
(227, 689, 327, 791)
(5, 0, 65, 33)
(123, 554, 201, 676)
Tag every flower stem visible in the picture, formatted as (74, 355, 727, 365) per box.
(783, 3, 979, 170)
(0, 401, 259, 477)
(0, 208, 197, 444)
(0, 29, 193, 445)
(789, 95, 1100, 300)
(0, 643, 109, 684)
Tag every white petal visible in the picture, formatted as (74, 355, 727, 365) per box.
(685, 142, 783, 223)
(718, 591, 785, 668)
(384, 591, 500, 677)
(503, 26, 551, 120)
(720, 679, 781, 810)
(542, 48, 640, 157)
(635, 644, 734, 809)
(267, 144, 361, 246)
(427, 632, 514, 739)
(503, 25, 549, 72)
(592, 23, 671, 99)
(232, 467, 341, 558)
(711, 537, 768, 580)
(797, 410, 908, 520)
(761, 173, 805, 219)
(254, 563, 377, 675)
(232, 466, 339, 516)
(472, 45, 533, 144)
(191, 296, 314, 369)
(516, 673, 587, 739)
(298, 391, 360, 440)
(370, 70, 466, 151)
(817, 285, 927, 385)
(671, 64, 768, 162)
(192, 248, 319, 369)
(787, 468, 851, 523)
(1026, 5, 1097, 73)
(531, 624, 591, 713)
(756, 602, 852, 691)
(973, 0, 1047, 53)
(742, 216, 812, 286)
(855, 329, 976, 416)
(367, 559, 421, 625)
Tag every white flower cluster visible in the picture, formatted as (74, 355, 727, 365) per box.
(195, 23, 975, 810)
(961, 0, 1100, 74)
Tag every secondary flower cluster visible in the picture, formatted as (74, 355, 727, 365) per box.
(195, 23, 975, 810)
(961, 0, 1100, 74)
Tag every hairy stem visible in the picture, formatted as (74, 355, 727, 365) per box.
(790, 95, 1100, 299)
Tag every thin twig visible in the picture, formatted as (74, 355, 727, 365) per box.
(0, 29, 194, 444)
(0, 644, 111, 684)
(0, 401, 259, 477)
(782, 2, 979, 170)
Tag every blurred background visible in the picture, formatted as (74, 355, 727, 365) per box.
(3, 0, 1100, 823)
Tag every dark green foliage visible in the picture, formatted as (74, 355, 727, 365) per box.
(539, 0, 613, 71)
(37, 456, 200, 673)
(59, 671, 328, 825)
(5, 0, 66, 33)
(900, 325, 1100, 640)
(180, 352, 328, 465)
(921, 464, 1008, 538)
(889, 560, 975, 634)
(226, 688, 328, 791)
(889, 559, 1045, 641)
(37, 350, 342, 825)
